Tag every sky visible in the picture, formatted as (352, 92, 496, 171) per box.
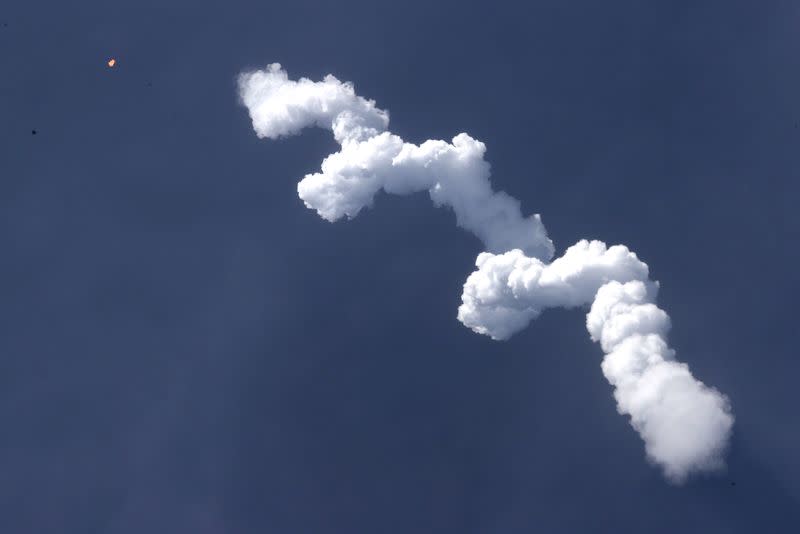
(1, 0, 799, 532)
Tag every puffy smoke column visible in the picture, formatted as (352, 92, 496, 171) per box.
(459, 242, 733, 482)
(238, 63, 734, 483)
(238, 64, 553, 260)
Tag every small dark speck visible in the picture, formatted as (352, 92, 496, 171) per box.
(31, 129, 37, 135)
(146, 81, 152, 87)
(731, 481, 736, 486)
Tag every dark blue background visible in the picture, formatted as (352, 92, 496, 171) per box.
(2, 1, 799, 532)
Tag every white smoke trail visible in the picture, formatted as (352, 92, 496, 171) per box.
(238, 63, 734, 483)
(238, 64, 552, 260)
(458, 243, 733, 482)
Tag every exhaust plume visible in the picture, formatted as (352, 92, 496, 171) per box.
(238, 63, 734, 483)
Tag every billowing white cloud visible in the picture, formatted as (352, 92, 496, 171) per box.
(238, 63, 389, 143)
(238, 64, 553, 259)
(458, 240, 651, 340)
(238, 63, 734, 483)
(461, 247, 733, 482)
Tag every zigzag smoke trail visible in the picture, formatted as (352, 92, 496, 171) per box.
(238, 63, 734, 483)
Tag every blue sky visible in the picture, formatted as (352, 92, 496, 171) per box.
(1, 1, 799, 532)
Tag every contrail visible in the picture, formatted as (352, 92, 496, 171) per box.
(238, 63, 734, 483)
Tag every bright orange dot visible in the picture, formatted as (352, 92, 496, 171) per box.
(107, 58, 116, 68)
